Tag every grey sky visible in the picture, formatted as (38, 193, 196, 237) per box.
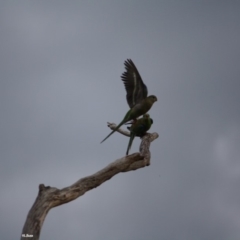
(1, 1, 240, 239)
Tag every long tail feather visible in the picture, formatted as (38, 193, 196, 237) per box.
(100, 119, 125, 143)
(126, 133, 135, 155)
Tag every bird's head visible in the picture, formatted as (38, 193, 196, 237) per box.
(148, 95, 158, 103)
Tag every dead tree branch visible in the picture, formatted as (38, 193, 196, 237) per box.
(21, 124, 158, 240)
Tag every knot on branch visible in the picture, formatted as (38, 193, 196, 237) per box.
(39, 184, 51, 192)
(39, 184, 46, 192)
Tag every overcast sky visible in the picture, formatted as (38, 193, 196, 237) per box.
(1, 1, 240, 240)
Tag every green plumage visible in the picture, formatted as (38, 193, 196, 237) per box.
(100, 96, 157, 143)
(101, 59, 157, 144)
(126, 114, 153, 155)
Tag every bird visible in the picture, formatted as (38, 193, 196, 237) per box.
(100, 59, 157, 143)
(126, 114, 153, 155)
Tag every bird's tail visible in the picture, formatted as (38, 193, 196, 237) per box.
(126, 133, 135, 155)
(100, 119, 125, 143)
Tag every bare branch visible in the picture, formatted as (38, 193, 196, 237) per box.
(21, 123, 158, 240)
(107, 122, 130, 136)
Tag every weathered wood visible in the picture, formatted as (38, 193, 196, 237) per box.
(21, 124, 158, 240)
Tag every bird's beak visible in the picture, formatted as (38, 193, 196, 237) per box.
(155, 97, 158, 102)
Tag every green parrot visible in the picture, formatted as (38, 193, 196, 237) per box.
(101, 59, 157, 143)
(126, 114, 153, 155)
(101, 96, 157, 143)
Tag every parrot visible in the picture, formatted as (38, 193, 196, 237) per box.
(100, 59, 157, 143)
(100, 95, 157, 143)
(126, 114, 153, 155)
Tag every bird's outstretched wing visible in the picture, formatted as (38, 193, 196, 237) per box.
(121, 59, 148, 108)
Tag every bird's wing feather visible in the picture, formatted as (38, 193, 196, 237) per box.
(121, 59, 148, 108)
(130, 115, 153, 137)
